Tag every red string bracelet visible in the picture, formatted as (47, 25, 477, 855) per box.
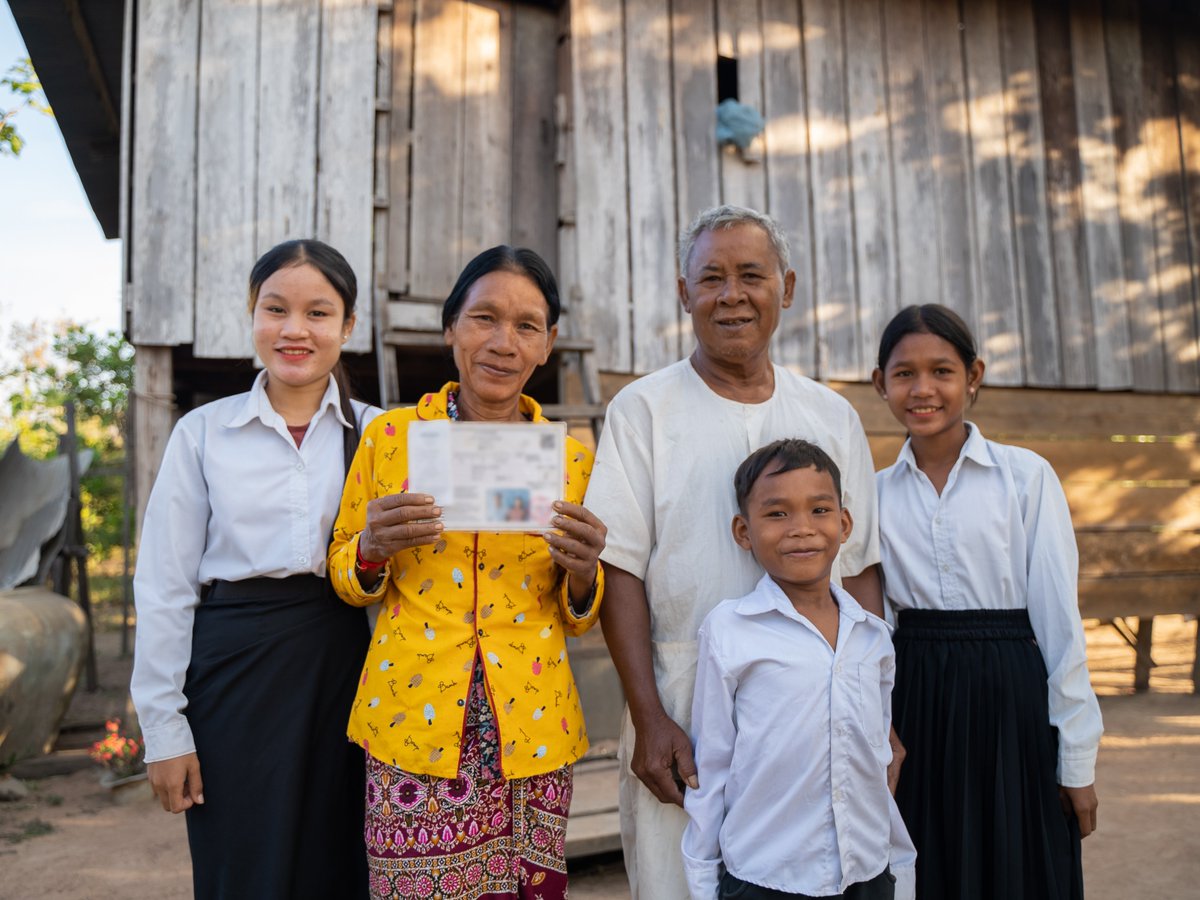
(356, 542, 386, 571)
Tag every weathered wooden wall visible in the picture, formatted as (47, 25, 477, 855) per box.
(129, 0, 377, 357)
(382, 0, 561, 332)
(567, 0, 1200, 391)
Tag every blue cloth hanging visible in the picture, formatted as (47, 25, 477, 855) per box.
(716, 98, 765, 150)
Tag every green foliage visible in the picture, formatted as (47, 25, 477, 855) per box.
(1, 322, 134, 555)
(1, 57, 51, 157)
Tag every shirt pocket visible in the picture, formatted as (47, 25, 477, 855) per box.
(857, 661, 886, 749)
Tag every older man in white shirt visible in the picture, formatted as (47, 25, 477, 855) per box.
(585, 205, 891, 899)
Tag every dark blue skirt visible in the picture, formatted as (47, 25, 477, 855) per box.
(183, 575, 370, 900)
(892, 608, 1083, 900)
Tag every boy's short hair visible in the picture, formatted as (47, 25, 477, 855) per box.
(734, 439, 843, 514)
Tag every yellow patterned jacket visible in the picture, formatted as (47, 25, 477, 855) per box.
(329, 383, 604, 779)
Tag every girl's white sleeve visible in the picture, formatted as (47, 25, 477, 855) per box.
(1021, 457, 1103, 787)
(129, 422, 210, 763)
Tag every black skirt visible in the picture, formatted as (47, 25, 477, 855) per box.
(892, 609, 1083, 900)
(183, 575, 370, 900)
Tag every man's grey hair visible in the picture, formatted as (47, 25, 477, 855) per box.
(677, 205, 791, 276)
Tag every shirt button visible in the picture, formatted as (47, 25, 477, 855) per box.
(934, 516, 941, 524)
(478, 628, 484, 637)
(296, 462, 304, 471)
(299, 555, 309, 565)
(941, 564, 950, 573)
(834, 663, 843, 674)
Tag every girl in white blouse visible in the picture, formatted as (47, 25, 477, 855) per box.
(130, 240, 380, 899)
(872, 304, 1101, 900)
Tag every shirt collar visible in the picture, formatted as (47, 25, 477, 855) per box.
(224, 370, 349, 429)
(896, 421, 996, 472)
(414, 382, 548, 423)
(735, 572, 868, 624)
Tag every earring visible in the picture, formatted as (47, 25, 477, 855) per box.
(882, 393, 888, 400)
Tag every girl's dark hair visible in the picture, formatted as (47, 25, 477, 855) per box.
(248, 239, 360, 461)
(734, 439, 843, 515)
(876, 304, 978, 371)
(442, 245, 561, 330)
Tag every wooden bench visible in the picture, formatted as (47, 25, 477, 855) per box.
(834, 383, 1200, 693)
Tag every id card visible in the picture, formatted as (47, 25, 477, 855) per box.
(406, 420, 566, 531)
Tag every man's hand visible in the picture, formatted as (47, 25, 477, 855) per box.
(631, 712, 698, 807)
(148, 753, 204, 813)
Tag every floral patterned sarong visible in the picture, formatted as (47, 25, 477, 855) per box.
(364, 660, 572, 899)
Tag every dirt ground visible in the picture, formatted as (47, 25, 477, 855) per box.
(1, 617, 1197, 900)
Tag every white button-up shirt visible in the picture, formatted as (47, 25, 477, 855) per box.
(131, 371, 380, 763)
(876, 423, 1103, 786)
(682, 576, 916, 900)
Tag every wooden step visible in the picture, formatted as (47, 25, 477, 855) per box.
(566, 757, 622, 859)
(541, 403, 608, 421)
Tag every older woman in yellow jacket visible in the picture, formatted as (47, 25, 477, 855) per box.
(329, 245, 607, 900)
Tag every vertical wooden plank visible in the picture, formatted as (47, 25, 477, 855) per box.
(843, 0, 896, 379)
(118, 0, 134, 315)
(882, 0, 941, 311)
(194, 0, 259, 359)
(1035, 0, 1096, 387)
(1177, 19, 1200, 369)
(556, 2, 580, 337)
(133, 347, 174, 535)
(409, 0, 466, 299)
(671, 0, 719, 359)
(923, 0, 978, 332)
(801, 0, 858, 379)
(761, 0, 816, 374)
(376, 5, 393, 204)
(461, 1, 513, 265)
(1104, 2, 1166, 391)
(1069, 0, 1133, 389)
(626, 1, 680, 371)
(257, 0, 320, 248)
(510, 4, 560, 267)
(131, 0, 199, 345)
(571, 0, 632, 371)
(998, 0, 1062, 387)
(672, 0, 721, 231)
(716, 0, 767, 211)
(318, 0, 378, 354)
(387, 0, 416, 296)
(962, 0, 1023, 384)
(375, 2, 396, 392)
(1144, 14, 1200, 392)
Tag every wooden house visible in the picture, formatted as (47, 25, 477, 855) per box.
(14, 0, 1200, 702)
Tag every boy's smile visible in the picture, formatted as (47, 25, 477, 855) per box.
(732, 464, 852, 605)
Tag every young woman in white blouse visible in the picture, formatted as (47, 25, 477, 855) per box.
(872, 304, 1101, 900)
(130, 240, 380, 899)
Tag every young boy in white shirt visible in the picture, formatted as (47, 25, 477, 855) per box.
(681, 439, 915, 900)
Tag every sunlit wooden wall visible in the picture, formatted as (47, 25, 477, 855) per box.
(567, 0, 1200, 392)
(128, 0, 377, 358)
(380, 0, 561, 333)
